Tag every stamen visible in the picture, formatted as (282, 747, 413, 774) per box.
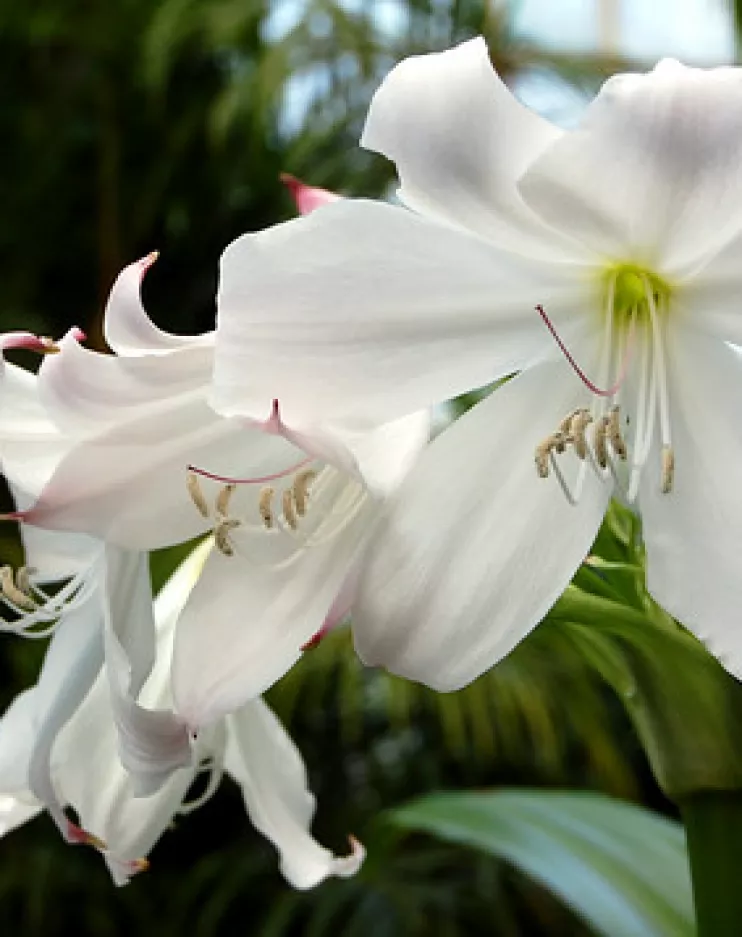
(186, 471, 209, 518)
(593, 415, 611, 469)
(568, 409, 593, 459)
(258, 487, 275, 529)
(214, 518, 240, 557)
(215, 483, 235, 518)
(661, 445, 675, 494)
(643, 278, 672, 450)
(536, 304, 635, 397)
(535, 433, 566, 478)
(607, 406, 628, 460)
(292, 470, 318, 517)
(186, 457, 311, 487)
(15, 566, 34, 595)
(1, 566, 37, 612)
(282, 489, 298, 531)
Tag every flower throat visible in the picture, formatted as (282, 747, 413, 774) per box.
(534, 264, 674, 505)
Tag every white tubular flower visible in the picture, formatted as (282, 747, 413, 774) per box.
(0, 542, 364, 888)
(6, 259, 428, 730)
(211, 39, 742, 689)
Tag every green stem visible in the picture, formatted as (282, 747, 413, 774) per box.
(680, 793, 742, 936)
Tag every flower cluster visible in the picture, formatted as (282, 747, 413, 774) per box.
(3, 36, 742, 883)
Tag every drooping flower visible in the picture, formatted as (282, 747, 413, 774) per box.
(0, 538, 364, 887)
(8, 256, 428, 728)
(210, 39, 742, 689)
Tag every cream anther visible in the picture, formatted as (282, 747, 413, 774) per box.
(593, 416, 610, 469)
(661, 446, 675, 494)
(0, 566, 36, 612)
(568, 409, 593, 459)
(282, 489, 298, 531)
(535, 433, 566, 478)
(292, 470, 318, 517)
(215, 518, 241, 556)
(259, 487, 275, 529)
(607, 406, 627, 460)
(186, 471, 209, 518)
(215, 483, 236, 518)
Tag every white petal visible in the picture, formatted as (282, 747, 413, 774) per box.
(214, 199, 588, 427)
(0, 359, 69, 495)
(519, 59, 742, 270)
(38, 331, 213, 438)
(362, 37, 565, 254)
(0, 688, 38, 792)
(172, 473, 376, 727)
(28, 574, 105, 837)
(25, 397, 298, 549)
(0, 795, 42, 835)
(104, 255, 214, 356)
(225, 700, 364, 889)
(640, 327, 742, 678)
(673, 228, 742, 345)
(55, 659, 199, 885)
(101, 547, 192, 796)
(354, 352, 610, 690)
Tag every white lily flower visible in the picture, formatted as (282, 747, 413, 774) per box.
(0, 539, 364, 888)
(6, 260, 428, 729)
(210, 38, 742, 689)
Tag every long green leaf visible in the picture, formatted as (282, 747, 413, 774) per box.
(390, 790, 694, 937)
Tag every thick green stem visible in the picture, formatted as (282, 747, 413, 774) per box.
(680, 793, 742, 937)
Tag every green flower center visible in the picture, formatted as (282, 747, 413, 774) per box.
(604, 262, 672, 321)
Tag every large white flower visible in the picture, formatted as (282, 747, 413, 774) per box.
(210, 38, 742, 690)
(0, 538, 364, 888)
(7, 259, 428, 727)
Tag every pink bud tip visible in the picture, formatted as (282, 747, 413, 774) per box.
(301, 630, 325, 652)
(280, 173, 340, 215)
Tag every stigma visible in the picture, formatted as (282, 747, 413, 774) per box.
(534, 264, 675, 504)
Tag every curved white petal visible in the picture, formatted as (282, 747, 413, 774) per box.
(172, 472, 376, 727)
(519, 59, 742, 270)
(0, 688, 38, 793)
(225, 700, 364, 889)
(0, 359, 70, 495)
(214, 199, 589, 427)
(104, 255, 214, 356)
(25, 400, 298, 550)
(101, 547, 192, 796)
(640, 327, 742, 678)
(28, 573, 105, 838)
(54, 657, 200, 885)
(362, 37, 567, 255)
(38, 331, 213, 438)
(354, 353, 610, 690)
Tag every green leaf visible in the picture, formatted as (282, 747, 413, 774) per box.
(390, 789, 694, 937)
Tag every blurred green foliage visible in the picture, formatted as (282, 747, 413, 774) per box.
(0, 0, 709, 934)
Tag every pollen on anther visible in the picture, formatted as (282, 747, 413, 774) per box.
(215, 518, 240, 556)
(568, 409, 593, 460)
(0, 566, 37, 612)
(282, 489, 298, 530)
(215, 483, 236, 518)
(661, 445, 675, 494)
(259, 487, 275, 529)
(186, 471, 209, 518)
(292, 469, 317, 517)
(608, 406, 628, 460)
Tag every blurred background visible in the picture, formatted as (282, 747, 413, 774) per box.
(0, 0, 738, 933)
